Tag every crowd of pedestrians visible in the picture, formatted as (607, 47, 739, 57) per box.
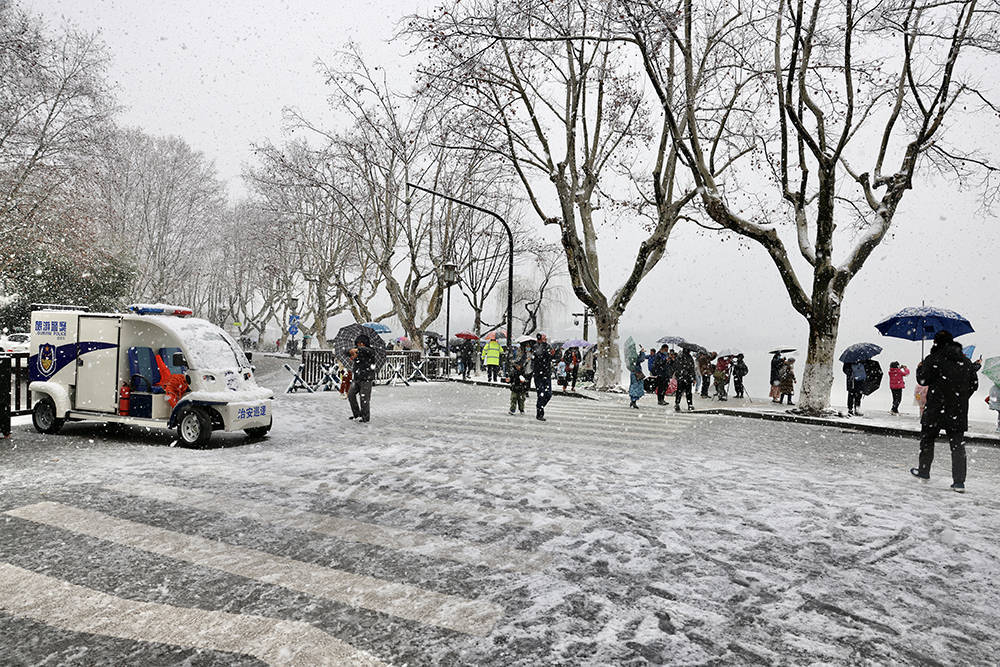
(627, 346, 745, 411)
(339, 327, 996, 492)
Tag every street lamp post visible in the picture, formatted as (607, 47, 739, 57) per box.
(573, 307, 592, 341)
(405, 182, 514, 371)
(443, 262, 458, 371)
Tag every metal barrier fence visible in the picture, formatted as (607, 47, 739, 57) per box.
(296, 349, 451, 390)
(2, 352, 31, 436)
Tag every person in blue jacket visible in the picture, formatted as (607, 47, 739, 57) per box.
(629, 347, 648, 409)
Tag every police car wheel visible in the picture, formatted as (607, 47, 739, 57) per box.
(177, 408, 212, 447)
(32, 397, 64, 434)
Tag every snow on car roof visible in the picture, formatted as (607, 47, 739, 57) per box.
(149, 315, 248, 370)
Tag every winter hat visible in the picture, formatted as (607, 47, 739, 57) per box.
(890, 361, 900, 368)
(932, 331, 953, 347)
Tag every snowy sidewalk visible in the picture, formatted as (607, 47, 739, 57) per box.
(706, 399, 1000, 446)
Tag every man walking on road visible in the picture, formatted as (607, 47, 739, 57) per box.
(910, 331, 978, 492)
(348, 334, 376, 423)
(532, 332, 553, 421)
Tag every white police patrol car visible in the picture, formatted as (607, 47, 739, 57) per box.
(28, 303, 273, 447)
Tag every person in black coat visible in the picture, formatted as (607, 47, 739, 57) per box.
(348, 334, 376, 422)
(732, 354, 749, 398)
(769, 352, 783, 402)
(532, 332, 553, 421)
(844, 361, 867, 416)
(674, 350, 696, 412)
(652, 345, 671, 405)
(460, 340, 475, 380)
(910, 331, 979, 492)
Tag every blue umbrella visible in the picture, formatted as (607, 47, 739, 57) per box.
(875, 306, 974, 341)
(963, 344, 976, 359)
(362, 322, 391, 334)
(839, 342, 883, 364)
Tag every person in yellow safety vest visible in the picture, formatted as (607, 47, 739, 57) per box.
(482, 338, 503, 382)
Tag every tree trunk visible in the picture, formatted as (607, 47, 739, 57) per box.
(594, 310, 622, 390)
(799, 290, 842, 414)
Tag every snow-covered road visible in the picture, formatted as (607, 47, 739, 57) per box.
(2, 380, 999, 665)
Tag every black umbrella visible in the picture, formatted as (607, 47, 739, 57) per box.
(839, 342, 883, 364)
(657, 335, 687, 346)
(333, 323, 387, 370)
(768, 347, 797, 355)
(861, 359, 883, 396)
(419, 330, 442, 339)
(679, 341, 708, 355)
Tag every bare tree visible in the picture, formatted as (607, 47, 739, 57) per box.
(246, 139, 383, 342)
(628, 0, 1000, 412)
(409, 0, 699, 388)
(90, 127, 229, 304)
(0, 3, 115, 237)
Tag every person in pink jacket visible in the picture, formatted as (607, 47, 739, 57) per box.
(888, 361, 910, 414)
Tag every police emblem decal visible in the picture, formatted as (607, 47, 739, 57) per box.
(38, 343, 56, 376)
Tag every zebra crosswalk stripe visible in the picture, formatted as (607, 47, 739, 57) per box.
(0, 562, 387, 666)
(195, 468, 588, 535)
(103, 481, 552, 572)
(5, 502, 502, 636)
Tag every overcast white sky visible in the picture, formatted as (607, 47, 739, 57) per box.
(23, 0, 1000, 393)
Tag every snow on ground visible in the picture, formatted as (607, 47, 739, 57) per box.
(1, 358, 999, 664)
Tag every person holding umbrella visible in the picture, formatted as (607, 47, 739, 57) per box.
(674, 349, 696, 412)
(348, 334, 377, 423)
(910, 331, 979, 492)
(769, 351, 785, 402)
(460, 339, 476, 380)
(839, 342, 883, 416)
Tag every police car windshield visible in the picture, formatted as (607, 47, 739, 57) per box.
(158, 318, 249, 370)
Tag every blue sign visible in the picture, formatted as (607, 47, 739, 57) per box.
(288, 314, 301, 325)
(288, 325, 299, 336)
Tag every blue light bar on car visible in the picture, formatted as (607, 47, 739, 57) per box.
(126, 304, 194, 317)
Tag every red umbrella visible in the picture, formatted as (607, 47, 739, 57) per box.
(455, 331, 479, 340)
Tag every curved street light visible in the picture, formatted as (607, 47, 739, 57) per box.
(405, 182, 514, 366)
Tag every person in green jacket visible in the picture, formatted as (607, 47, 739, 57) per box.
(482, 338, 503, 382)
